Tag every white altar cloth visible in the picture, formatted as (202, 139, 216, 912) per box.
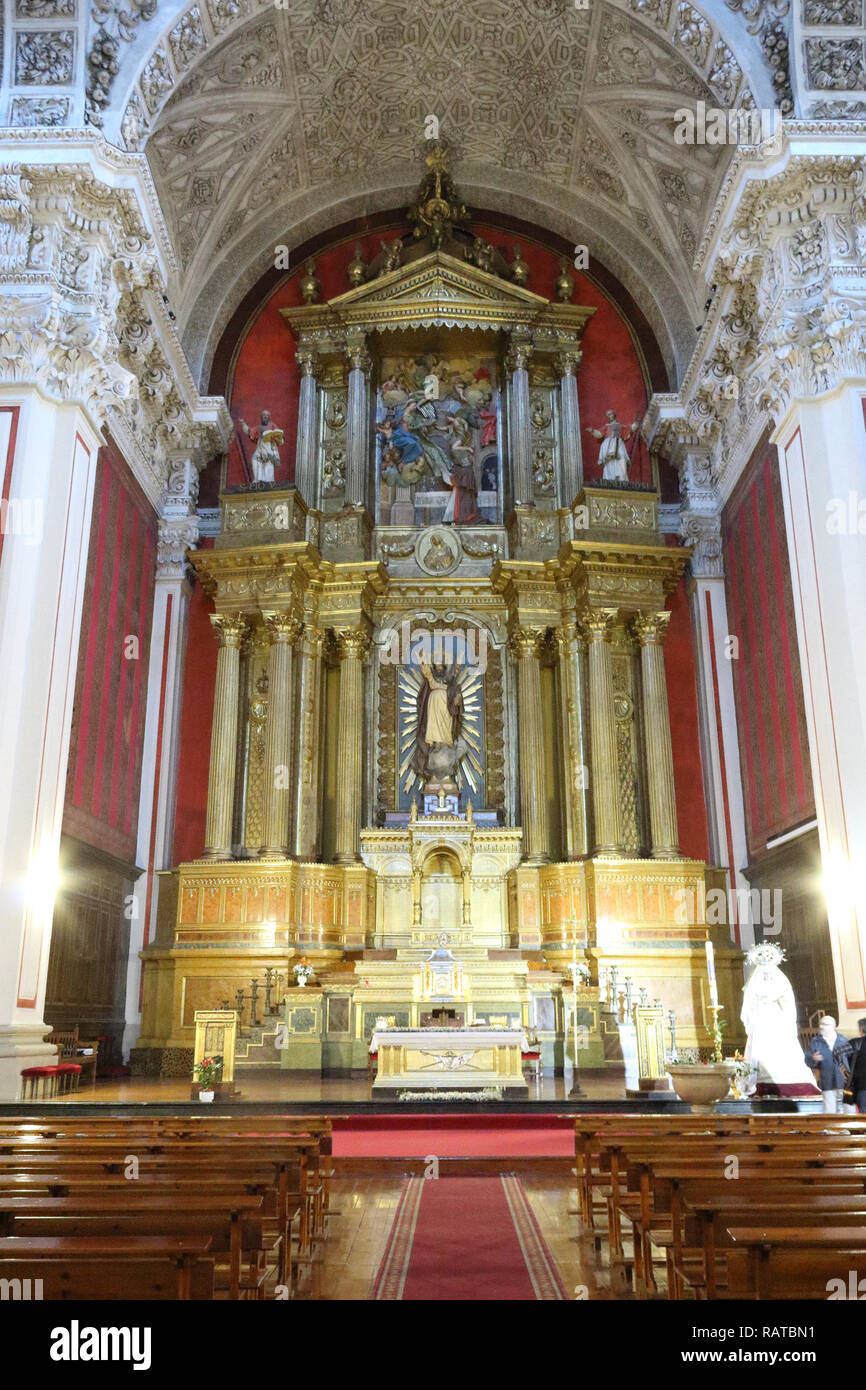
(369, 1027, 529, 1090)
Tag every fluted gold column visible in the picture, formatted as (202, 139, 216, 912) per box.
(259, 612, 301, 860)
(510, 626, 549, 865)
(634, 611, 680, 858)
(292, 627, 324, 860)
(334, 629, 369, 863)
(203, 614, 248, 860)
(555, 620, 590, 858)
(585, 610, 623, 856)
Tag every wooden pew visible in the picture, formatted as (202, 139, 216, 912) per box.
(0, 1234, 214, 1300)
(599, 1133, 866, 1292)
(726, 1226, 866, 1300)
(679, 1192, 866, 1300)
(0, 1194, 267, 1301)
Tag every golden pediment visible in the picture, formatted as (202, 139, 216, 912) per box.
(281, 251, 595, 340)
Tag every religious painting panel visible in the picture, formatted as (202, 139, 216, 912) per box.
(375, 351, 502, 527)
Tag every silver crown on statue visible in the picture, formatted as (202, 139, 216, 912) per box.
(746, 942, 787, 967)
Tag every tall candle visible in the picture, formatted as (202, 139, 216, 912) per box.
(705, 939, 719, 1008)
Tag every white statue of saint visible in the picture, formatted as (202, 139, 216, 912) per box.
(238, 409, 284, 484)
(740, 943, 820, 1093)
(585, 410, 639, 483)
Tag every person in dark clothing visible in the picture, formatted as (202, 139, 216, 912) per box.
(804, 1015, 850, 1112)
(839, 1018, 866, 1112)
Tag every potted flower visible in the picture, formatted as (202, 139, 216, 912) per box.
(193, 1054, 223, 1102)
(292, 959, 314, 988)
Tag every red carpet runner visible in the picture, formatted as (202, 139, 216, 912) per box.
(370, 1176, 567, 1300)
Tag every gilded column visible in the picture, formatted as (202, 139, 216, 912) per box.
(555, 619, 590, 858)
(585, 610, 623, 856)
(510, 626, 549, 865)
(634, 611, 680, 858)
(294, 347, 319, 509)
(334, 629, 369, 863)
(203, 614, 248, 860)
(260, 612, 301, 859)
(292, 626, 324, 860)
(507, 335, 534, 506)
(556, 347, 584, 507)
(345, 337, 371, 509)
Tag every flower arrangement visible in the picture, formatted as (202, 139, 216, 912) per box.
(292, 959, 314, 987)
(194, 1054, 223, 1090)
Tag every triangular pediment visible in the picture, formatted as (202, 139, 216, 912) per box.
(330, 251, 550, 312)
(281, 250, 595, 339)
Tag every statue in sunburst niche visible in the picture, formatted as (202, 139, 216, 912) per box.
(412, 662, 466, 789)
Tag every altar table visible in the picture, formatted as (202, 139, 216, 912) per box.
(369, 1028, 529, 1092)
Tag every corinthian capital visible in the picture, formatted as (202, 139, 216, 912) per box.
(632, 611, 671, 647)
(263, 612, 303, 646)
(334, 628, 371, 661)
(508, 626, 544, 660)
(581, 610, 617, 643)
(210, 614, 248, 648)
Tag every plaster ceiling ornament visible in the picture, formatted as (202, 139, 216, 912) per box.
(805, 38, 866, 92)
(0, 156, 230, 507)
(83, 0, 779, 388)
(644, 138, 866, 496)
(14, 29, 76, 85)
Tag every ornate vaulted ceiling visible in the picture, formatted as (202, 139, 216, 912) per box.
(114, 0, 778, 387)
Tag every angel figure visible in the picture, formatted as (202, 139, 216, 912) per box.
(585, 409, 640, 483)
(238, 409, 284, 483)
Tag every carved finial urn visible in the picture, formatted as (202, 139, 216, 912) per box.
(300, 257, 321, 304)
(510, 244, 529, 286)
(555, 256, 575, 303)
(347, 242, 366, 287)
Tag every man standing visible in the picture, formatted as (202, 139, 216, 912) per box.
(839, 1019, 866, 1112)
(805, 1015, 850, 1113)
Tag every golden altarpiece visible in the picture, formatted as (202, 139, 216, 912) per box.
(135, 151, 741, 1080)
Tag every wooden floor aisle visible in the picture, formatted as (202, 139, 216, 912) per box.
(310, 1174, 629, 1300)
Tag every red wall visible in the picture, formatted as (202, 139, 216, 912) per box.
(63, 441, 156, 866)
(723, 437, 814, 861)
(665, 567, 709, 861)
(227, 223, 650, 488)
(172, 571, 217, 864)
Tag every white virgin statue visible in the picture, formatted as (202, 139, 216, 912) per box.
(740, 943, 820, 1094)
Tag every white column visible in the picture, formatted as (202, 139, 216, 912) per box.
(775, 384, 866, 1032)
(345, 338, 370, 509)
(681, 502, 753, 947)
(557, 347, 584, 507)
(0, 390, 100, 1099)
(507, 335, 533, 506)
(294, 347, 319, 508)
(123, 472, 199, 1057)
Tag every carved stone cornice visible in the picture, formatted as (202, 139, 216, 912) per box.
(157, 516, 199, 582)
(0, 149, 231, 506)
(646, 133, 866, 498)
(680, 513, 724, 580)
